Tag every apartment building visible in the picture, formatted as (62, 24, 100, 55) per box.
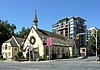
(87, 27, 97, 38)
(52, 17, 87, 56)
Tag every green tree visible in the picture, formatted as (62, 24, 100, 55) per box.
(88, 36, 95, 50)
(19, 27, 30, 38)
(11, 24, 16, 36)
(88, 29, 100, 51)
(97, 29, 100, 47)
(0, 20, 16, 54)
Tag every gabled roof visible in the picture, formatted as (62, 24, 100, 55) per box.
(14, 37, 24, 46)
(35, 28, 70, 47)
(5, 36, 24, 47)
(5, 37, 18, 47)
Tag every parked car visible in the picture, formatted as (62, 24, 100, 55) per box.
(78, 56, 88, 59)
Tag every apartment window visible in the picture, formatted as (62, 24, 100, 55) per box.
(65, 33, 68, 36)
(60, 31, 63, 36)
(70, 30, 74, 34)
(82, 49, 85, 52)
(70, 28, 74, 31)
(66, 25, 68, 27)
(70, 25, 74, 28)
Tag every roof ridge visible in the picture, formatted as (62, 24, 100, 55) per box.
(13, 36, 20, 47)
(5, 37, 13, 43)
(37, 28, 66, 38)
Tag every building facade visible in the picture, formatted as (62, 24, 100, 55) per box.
(87, 27, 97, 38)
(2, 36, 24, 59)
(52, 17, 87, 56)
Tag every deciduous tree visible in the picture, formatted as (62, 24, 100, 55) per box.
(19, 27, 30, 38)
(88, 29, 100, 52)
(0, 20, 16, 54)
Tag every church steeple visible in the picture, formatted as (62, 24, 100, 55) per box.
(33, 10, 38, 29)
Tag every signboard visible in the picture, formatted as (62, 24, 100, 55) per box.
(76, 34, 79, 39)
(46, 37, 52, 46)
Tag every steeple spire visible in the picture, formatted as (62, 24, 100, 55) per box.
(33, 10, 38, 29)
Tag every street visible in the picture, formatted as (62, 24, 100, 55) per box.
(0, 57, 100, 70)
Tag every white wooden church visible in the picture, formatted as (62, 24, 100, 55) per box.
(23, 11, 77, 60)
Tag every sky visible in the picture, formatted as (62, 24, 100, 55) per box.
(0, 0, 100, 32)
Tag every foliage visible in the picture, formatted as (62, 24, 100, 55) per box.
(17, 52, 23, 58)
(18, 52, 25, 59)
(0, 55, 3, 59)
(97, 29, 100, 48)
(13, 52, 25, 61)
(0, 55, 5, 61)
(19, 27, 30, 38)
(88, 29, 100, 51)
(38, 56, 47, 61)
(0, 20, 16, 54)
(88, 36, 95, 49)
(13, 55, 18, 61)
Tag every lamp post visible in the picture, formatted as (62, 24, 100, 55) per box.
(78, 29, 98, 61)
(89, 28, 98, 61)
(88, 25, 98, 61)
(95, 29, 98, 61)
(91, 29, 98, 61)
(46, 37, 52, 60)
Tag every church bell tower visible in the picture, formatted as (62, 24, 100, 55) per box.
(33, 10, 38, 29)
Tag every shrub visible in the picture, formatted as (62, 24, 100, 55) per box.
(0, 55, 5, 61)
(19, 55, 25, 59)
(72, 55, 77, 58)
(0, 55, 3, 59)
(38, 56, 47, 61)
(13, 55, 18, 61)
(18, 52, 23, 58)
(65, 55, 69, 58)
(17, 52, 25, 60)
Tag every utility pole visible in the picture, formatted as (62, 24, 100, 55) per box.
(88, 25, 98, 61)
(49, 45, 51, 60)
(49, 32, 51, 60)
(78, 29, 98, 61)
(91, 29, 98, 61)
(76, 34, 80, 57)
(95, 29, 98, 61)
(46, 32, 52, 60)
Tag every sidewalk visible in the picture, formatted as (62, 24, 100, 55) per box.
(0, 58, 78, 63)
(0, 59, 53, 63)
(0, 57, 100, 63)
(0, 59, 19, 63)
(90, 60, 100, 63)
